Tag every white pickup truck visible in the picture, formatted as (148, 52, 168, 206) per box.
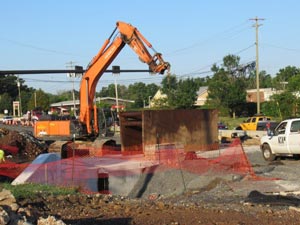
(260, 118, 300, 161)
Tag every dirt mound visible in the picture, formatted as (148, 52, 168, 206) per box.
(0, 128, 47, 162)
(12, 189, 300, 225)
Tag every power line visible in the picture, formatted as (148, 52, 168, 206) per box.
(235, 43, 255, 55)
(181, 43, 255, 77)
(261, 43, 300, 53)
(2, 42, 256, 89)
(166, 20, 251, 56)
(0, 37, 80, 56)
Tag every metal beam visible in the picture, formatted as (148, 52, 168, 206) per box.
(0, 69, 152, 75)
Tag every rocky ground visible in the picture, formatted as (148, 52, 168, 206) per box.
(1, 124, 300, 224)
(1, 181, 300, 225)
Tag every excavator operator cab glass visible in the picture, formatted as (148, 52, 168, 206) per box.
(97, 108, 116, 137)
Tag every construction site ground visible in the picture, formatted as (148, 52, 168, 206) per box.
(1, 124, 300, 224)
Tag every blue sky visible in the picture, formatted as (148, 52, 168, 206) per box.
(1, 0, 300, 94)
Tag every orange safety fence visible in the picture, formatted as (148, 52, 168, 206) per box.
(0, 139, 277, 193)
(0, 161, 28, 178)
(0, 145, 19, 155)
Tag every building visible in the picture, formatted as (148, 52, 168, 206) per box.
(149, 89, 168, 108)
(246, 88, 282, 103)
(151, 86, 282, 108)
(195, 86, 209, 106)
(49, 97, 134, 114)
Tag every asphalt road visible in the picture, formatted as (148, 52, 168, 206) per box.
(242, 145, 300, 194)
(0, 123, 34, 133)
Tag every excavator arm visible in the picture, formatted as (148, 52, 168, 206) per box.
(79, 21, 170, 135)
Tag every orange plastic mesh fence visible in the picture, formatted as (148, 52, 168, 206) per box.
(0, 139, 272, 193)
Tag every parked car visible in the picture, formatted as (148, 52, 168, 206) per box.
(1, 116, 13, 124)
(218, 122, 228, 130)
(235, 115, 278, 131)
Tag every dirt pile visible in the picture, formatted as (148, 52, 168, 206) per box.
(0, 128, 47, 162)
(1, 187, 300, 225)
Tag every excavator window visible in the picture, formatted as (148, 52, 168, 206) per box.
(97, 108, 117, 137)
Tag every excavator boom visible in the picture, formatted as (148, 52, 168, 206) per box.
(34, 21, 170, 140)
(79, 21, 170, 135)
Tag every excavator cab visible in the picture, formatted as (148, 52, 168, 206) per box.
(97, 108, 119, 138)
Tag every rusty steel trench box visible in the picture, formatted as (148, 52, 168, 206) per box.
(119, 109, 219, 153)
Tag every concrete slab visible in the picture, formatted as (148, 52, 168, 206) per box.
(12, 153, 61, 185)
(11, 152, 160, 196)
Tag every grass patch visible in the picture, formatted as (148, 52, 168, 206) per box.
(1, 182, 78, 199)
(219, 117, 247, 130)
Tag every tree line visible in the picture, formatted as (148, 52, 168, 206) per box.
(1, 54, 300, 120)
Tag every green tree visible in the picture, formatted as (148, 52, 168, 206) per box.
(161, 74, 178, 95)
(127, 82, 146, 108)
(97, 82, 158, 109)
(118, 84, 129, 99)
(127, 82, 159, 108)
(0, 93, 13, 114)
(97, 86, 109, 97)
(206, 67, 231, 113)
(168, 78, 199, 108)
(273, 66, 300, 90)
(207, 55, 247, 117)
(0, 75, 34, 115)
(271, 91, 297, 119)
(247, 70, 273, 89)
(161, 75, 201, 109)
(261, 101, 280, 117)
(222, 54, 240, 70)
(98, 84, 117, 98)
(20, 89, 35, 114)
(98, 84, 128, 99)
(0, 75, 19, 99)
(194, 77, 209, 87)
(287, 74, 300, 92)
(27, 89, 50, 112)
(54, 90, 75, 101)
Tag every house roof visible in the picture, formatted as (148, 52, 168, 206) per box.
(197, 86, 208, 96)
(50, 97, 134, 107)
(50, 100, 80, 107)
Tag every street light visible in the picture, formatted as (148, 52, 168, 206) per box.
(112, 66, 120, 112)
(66, 62, 82, 117)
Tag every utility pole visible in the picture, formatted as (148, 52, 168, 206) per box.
(250, 17, 265, 114)
(112, 66, 120, 113)
(17, 75, 22, 116)
(66, 61, 77, 117)
(34, 91, 37, 108)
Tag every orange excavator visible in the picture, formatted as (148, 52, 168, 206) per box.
(34, 21, 170, 142)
